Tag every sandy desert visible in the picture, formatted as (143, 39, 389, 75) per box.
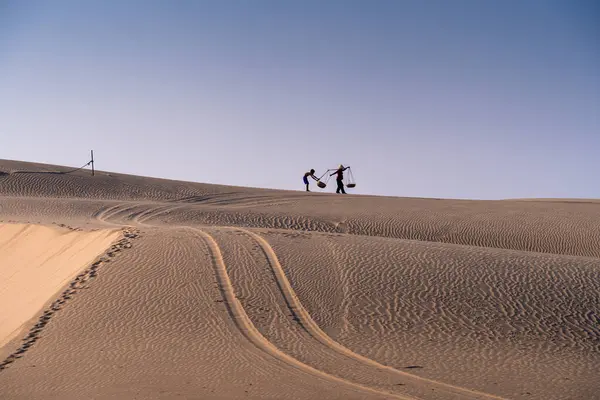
(0, 159, 598, 400)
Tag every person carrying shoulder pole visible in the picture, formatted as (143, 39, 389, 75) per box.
(330, 164, 349, 194)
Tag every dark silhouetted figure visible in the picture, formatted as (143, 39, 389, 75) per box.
(330, 165, 349, 194)
(303, 169, 318, 191)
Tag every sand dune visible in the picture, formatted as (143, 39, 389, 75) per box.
(0, 159, 598, 400)
(0, 223, 120, 348)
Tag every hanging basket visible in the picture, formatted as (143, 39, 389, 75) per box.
(344, 167, 357, 189)
(316, 170, 333, 189)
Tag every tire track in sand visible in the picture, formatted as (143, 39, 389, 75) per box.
(100, 205, 411, 399)
(231, 227, 508, 400)
(93, 203, 135, 225)
(188, 227, 412, 400)
(115, 205, 507, 399)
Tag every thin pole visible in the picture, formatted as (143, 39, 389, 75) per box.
(91, 150, 95, 176)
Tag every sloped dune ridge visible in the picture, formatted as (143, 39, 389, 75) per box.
(0, 159, 598, 400)
(0, 223, 120, 348)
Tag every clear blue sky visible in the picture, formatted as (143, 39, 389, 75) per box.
(1, 0, 598, 199)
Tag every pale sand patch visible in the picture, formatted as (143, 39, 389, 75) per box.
(0, 223, 120, 347)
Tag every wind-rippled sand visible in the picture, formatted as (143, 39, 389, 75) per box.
(0, 159, 598, 400)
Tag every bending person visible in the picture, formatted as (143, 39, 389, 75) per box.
(303, 169, 319, 191)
